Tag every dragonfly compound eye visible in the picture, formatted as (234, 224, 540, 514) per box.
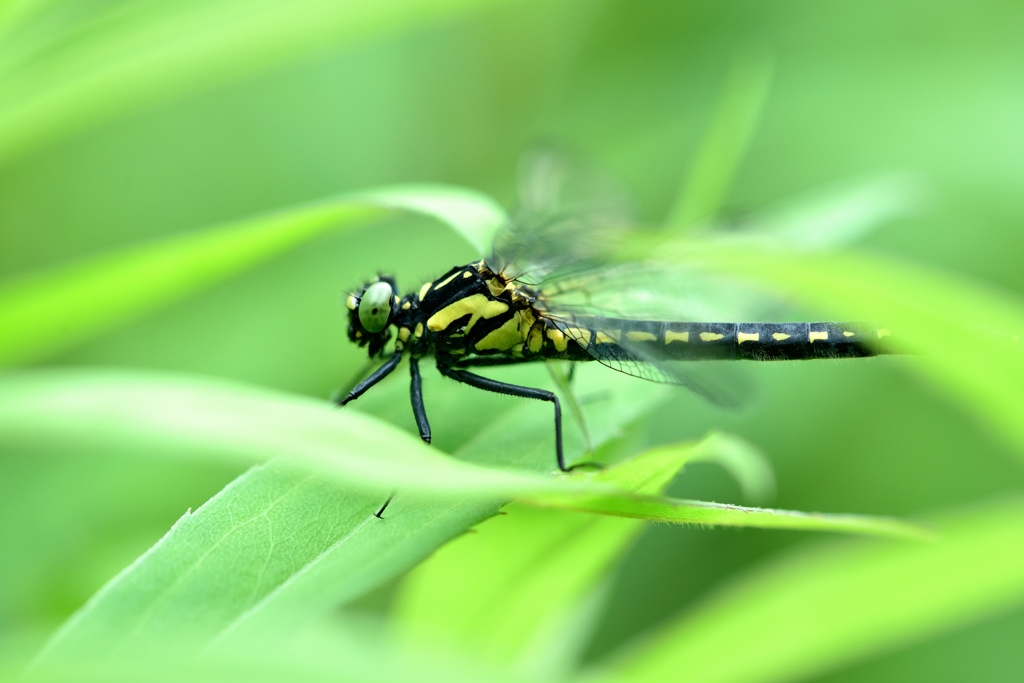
(358, 281, 394, 333)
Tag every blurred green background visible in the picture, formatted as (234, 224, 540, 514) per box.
(2, 0, 1024, 680)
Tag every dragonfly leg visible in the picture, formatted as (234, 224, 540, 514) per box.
(335, 352, 403, 518)
(336, 352, 402, 405)
(374, 358, 433, 519)
(437, 364, 566, 472)
(409, 356, 431, 443)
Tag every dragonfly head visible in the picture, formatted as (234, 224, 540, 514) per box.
(345, 275, 399, 357)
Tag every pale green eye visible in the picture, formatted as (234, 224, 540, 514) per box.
(358, 282, 394, 333)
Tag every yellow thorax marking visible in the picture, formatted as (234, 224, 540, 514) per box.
(528, 324, 544, 353)
(346, 294, 358, 311)
(700, 332, 724, 342)
(398, 327, 411, 343)
(414, 322, 424, 338)
(427, 293, 509, 333)
(772, 332, 791, 341)
(665, 330, 689, 344)
(546, 327, 568, 352)
(596, 329, 621, 344)
(462, 271, 472, 279)
(486, 277, 506, 297)
(476, 311, 533, 352)
(809, 330, 828, 342)
(843, 330, 855, 337)
(626, 330, 657, 342)
(877, 328, 891, 338)
(433, 271, 462, 290)
(418, 282, 432, 301)
(737, 332, 760, 344)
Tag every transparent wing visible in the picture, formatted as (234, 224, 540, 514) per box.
(546, 312, 753, 408)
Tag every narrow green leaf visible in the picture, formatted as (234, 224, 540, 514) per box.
(0, 369, 599, 499)
(722, 173, 923, 251)
(604, 497, 1024, 683)
(0, 184, 505, 367)
(0, 0, 514, 162)
(534, 493, 929, 540)
(25, 366, 671, 664)
(348, 184, 505, 257)
(394, 441, 698, 673)
(527, 442, 925, 541)
(688, 430, 776, 504)
(668, 54, 774, 230)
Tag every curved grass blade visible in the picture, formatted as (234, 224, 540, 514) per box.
(0, 369, 588, 498)
(0, 0, 513, 163)
(0, 184, 506, 367)
(667, 53, 774, 230)
(725, 173, 923, 251)
(603, 497, 1024, 683)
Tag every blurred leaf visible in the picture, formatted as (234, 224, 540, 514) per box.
(675, 244, 1024, 461)
(605, 497, 1024, 683)
(349, 184, 505, 257)
(0, 184, 506, 367)
(720, 173, 924, 250)
(668, 54, 773, 230)
(0, 0, 514, 162)
(25, 614, 527, 683)
(395, 440, 701, 674)
(0, 369, 591, 498)
(687, 430, 776, 504)
(23, 367, 674, 664)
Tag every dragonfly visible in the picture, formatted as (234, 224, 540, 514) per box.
(338, 158, 896, 514)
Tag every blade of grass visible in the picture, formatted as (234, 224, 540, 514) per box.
(531, 493, 929, 540)
(667, 53, 773, 231)
(0, 0, 515, 163)
(0, 184, 506, 367)
(0, 368, 595, 499)
(602, 497, 1024, 683)
(720, 173, 923, 250)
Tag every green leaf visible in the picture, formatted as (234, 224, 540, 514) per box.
(667, 54, 774, 230)
(687, 430, 776, 504)
(0, 0, 514, 162)
(24, 615, 526, 683)
(0, 368, 588, 499)
(394, 437, 922, 677)
(394, 440, 698, 674)
(604, 497, 1024, 683)
(723, 173, 923, 251)
(0, 184, 506, 367)
(24, 366, 672, 664)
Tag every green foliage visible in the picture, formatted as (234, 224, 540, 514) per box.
(2, 1, 1024, 682)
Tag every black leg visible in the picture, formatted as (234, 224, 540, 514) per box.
(374, 358, 433, 520)
(336, 352, 402, 519)
(437, 364, 566, 472)
(409, 357, 431, 443)
(337, 353, 402, 405)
